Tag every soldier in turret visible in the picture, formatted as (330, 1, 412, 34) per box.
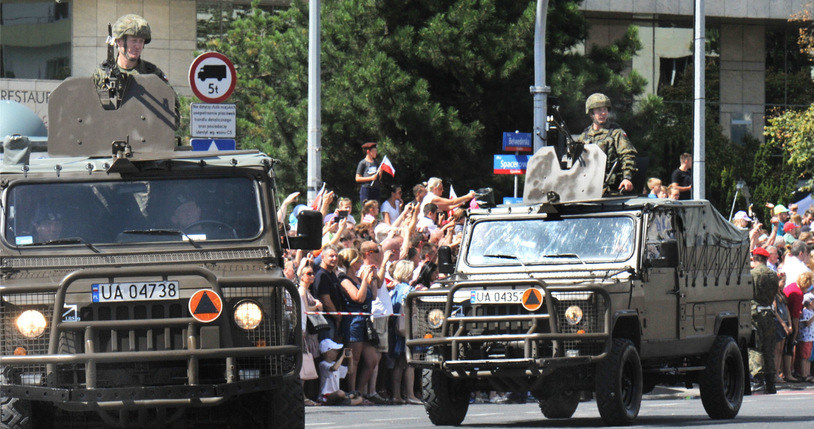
(92, 14, 168, 110)
(577, 93, 638, 196)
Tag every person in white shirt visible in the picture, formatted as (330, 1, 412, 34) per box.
(782, 240, 811, 288)
(420, 177, 475, 214)
(318, 339, 363, 405)
(381, 186, 402, 225)
(416, 203, 439, 237)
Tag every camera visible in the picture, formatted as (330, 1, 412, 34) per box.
(337, 210, 349, 220)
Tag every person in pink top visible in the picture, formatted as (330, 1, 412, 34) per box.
(784, 273, 805, 381)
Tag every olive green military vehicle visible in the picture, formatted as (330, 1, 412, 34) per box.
(405, 146, 752, 426)
(0, 75, 321, 428)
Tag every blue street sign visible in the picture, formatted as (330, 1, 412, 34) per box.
(190, 138, 237, 151)
(502, 132, 532, 152)
(503, 197, 524, 205)
(493, 154, 530, 175)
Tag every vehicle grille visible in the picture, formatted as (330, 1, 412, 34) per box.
(0, 286, 295, 388)
(409, 289, 608, 361)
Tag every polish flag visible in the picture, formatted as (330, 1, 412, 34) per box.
(379, 156, 395, 177)
(310, 183, 326, 211)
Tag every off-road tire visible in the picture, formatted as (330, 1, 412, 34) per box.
(228, 376, 304, 429)
(538, 390, 579, 419)
(595, 338, 642, 425)
(422, 369, 469, 426)
(1, 367, 31, 429)
(699, 335, 743, 419)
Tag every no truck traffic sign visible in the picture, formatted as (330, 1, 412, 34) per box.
(189, 52, 237, 103)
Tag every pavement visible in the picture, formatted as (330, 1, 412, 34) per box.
(645, 378, 814, 400)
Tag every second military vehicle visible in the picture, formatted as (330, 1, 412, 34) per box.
(405, 146, 752, 426)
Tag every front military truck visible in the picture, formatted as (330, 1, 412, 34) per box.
(405, 146, 752, 426)
(0, 75, 321, 428)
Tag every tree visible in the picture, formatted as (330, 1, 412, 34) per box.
(201, 0, 648, 200)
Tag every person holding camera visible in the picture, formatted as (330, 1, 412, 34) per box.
(324, 197, 357, 225)
(318, 339, 364, 405)
(337, 248, 386, 404)
(420, 177, 475, 214)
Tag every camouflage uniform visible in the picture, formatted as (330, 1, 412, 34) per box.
(750, 262, 778, 392)
(577, 123, 637, 195)
(92, 59, 167, 89)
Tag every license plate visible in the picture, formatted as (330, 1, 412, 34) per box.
(92, 281, 179, 303)
(470, 289, 525, 304)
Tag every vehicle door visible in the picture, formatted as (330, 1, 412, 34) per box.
(640, 209, 680, 347)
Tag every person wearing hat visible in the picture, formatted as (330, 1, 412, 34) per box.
(772, 204, 791, 237)
(733, 210, 752, 229)
(31, 209, 64, 243)
(750, 246, 779, 393)
(577, 93, 638, 196)
(355, 142, 381, 203)
(92, 14, 168, 92)
(317, 339, 363, 405)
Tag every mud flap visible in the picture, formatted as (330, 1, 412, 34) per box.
(523, 145, 606, 203)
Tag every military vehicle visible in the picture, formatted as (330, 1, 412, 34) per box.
(0, 75, 321, 428)
(404, 145, 752, 425)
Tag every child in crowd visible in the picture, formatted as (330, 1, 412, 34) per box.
(646, 177, 663, 198)
(797, 293, 814, 382)
(318, 339, 364, 405)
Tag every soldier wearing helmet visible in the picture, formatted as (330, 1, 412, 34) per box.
(92, 14, 168, 96)
(578, 93, 638, 195)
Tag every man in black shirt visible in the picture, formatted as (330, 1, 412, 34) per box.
(355, 142, 381, 202)
(670, 153, 693, 200)
(314, 245, 342, 341)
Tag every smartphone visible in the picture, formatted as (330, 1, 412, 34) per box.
(343, 348, 352, 358)
(337, 210, 349, 219)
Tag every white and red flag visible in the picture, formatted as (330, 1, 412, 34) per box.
(379, 155, 395, 177)
(310, 183, 326, 210)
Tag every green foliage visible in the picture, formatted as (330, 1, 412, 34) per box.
(200, 0, 648, 201)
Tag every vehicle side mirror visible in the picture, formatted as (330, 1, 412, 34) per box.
(286, 210, 322, 250)
(645, 240, 678, 268)
(438, 246, 455, 274)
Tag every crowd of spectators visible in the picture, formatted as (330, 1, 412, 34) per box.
(743, 202, 814, 388)
(278, 175, 474, 406)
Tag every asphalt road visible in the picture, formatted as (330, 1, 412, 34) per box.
(305, 384, 814, 428)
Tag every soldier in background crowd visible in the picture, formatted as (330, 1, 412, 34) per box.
(750, 246, 779, 394)
(577, 93, 638, 196)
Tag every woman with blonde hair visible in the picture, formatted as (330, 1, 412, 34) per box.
(336, 248, 383, 403)
(389, 260, 422, 404)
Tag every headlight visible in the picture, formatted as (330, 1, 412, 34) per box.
(16, 310, 47, 338)
(233, 300, 263, 330)
(427, 309, 445, 329)
(564, 305, 583, 326)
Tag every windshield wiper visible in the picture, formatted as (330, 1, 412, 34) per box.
(542, 253, 587, 265)
(25, 237, 101, 253)
(120, 229, 201, 248)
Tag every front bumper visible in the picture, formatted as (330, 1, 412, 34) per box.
(0, 266, 300, 409)
(405, 279, 612, 377)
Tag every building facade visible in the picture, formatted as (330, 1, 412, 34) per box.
(1, 0, 811, 143)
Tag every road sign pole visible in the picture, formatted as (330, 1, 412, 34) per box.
(307, 0, 322, 204)
(531, 0, 550, 154)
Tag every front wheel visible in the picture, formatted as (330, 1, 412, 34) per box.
(1, 367, 32, 429)
(699, 335, 744, 419)
(595, 338, 642, 425)
(228, 376, 304, 429)
(422, 369, 470, 426)
(538, 390, 579, 419)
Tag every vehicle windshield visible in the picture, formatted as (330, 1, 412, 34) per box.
(466, 216, 635, 265)
(4, 177, 262, 246)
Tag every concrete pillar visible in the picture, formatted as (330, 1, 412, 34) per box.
(719, 24, 765, 142)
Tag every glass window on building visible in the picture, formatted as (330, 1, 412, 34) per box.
(196, 1, 285, 50)
(765, 25, 814, 111)
(0, 0, 71, 79)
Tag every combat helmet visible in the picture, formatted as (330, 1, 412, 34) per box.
(585, 93, 611, 114)
(112, 14, 151, 44)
